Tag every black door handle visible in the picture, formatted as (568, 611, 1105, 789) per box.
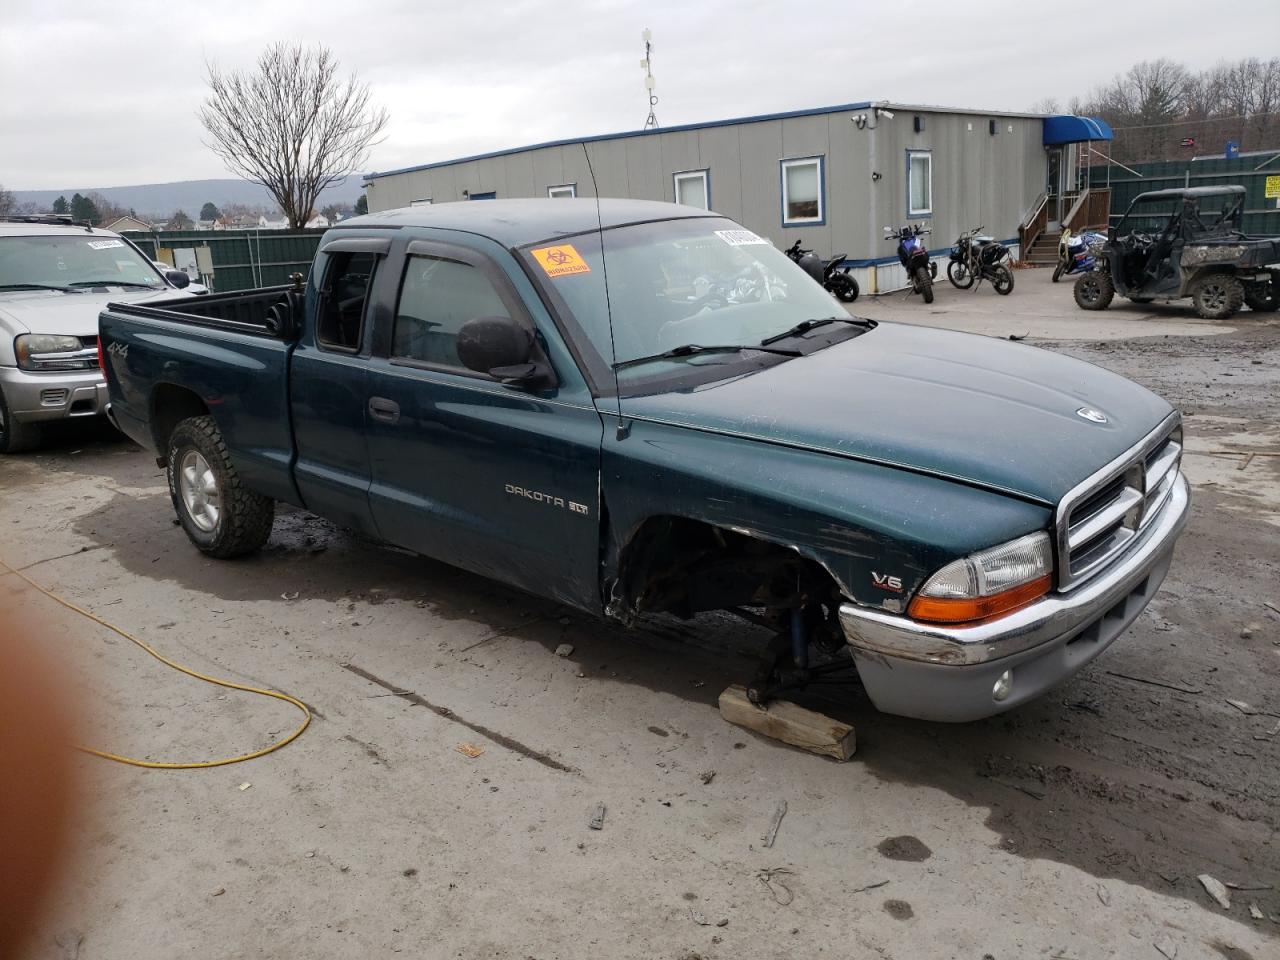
(368, 396, 400, 424)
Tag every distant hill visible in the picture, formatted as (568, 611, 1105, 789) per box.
(11, 175, 366, 217)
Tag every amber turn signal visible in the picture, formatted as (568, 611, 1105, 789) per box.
(907, 574, 1052, 625)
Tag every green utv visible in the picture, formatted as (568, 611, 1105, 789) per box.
(1074, 185, 1280, 319)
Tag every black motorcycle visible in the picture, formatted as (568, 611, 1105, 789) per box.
(885, 224, 935, 303)
(946, 226, 1014, 295)
(784, 240, 859, 302)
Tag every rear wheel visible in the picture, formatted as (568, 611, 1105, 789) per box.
(947, 260, 974, 289)
(829, 272, 859, 303)
(167, 415, 274, 558)
(1189, 274, 1244, 320)
(992, 266, 1015, 295)
(1074, 271, 1114, 311)
(915, 266, 934, 304)
(0, 388, 41, 454)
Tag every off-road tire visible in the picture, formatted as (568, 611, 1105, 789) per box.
(993, 266, 1015, 295)
(916, 266, 934, 304)
(1074, 271, 1114, 311)
(0, 386, 41, 454)
(1243, 277, 1279, 312)
(1051, 262, 1065, 283)
(947, 260, 974, 289)
(167, 415, 274, 558)
(1189, 274, 1244, 320)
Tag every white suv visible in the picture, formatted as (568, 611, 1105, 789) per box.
(0, 216, 195, 452)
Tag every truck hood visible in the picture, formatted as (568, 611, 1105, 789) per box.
(0, 287, 188, 338)
(621, 322, 1174, 506)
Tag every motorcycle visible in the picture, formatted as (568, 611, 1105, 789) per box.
(783, 240, 859, 302)
(885, 224, 935, 304)
(1052, 227, 1106, 283)
(947, 226, 1015, 295)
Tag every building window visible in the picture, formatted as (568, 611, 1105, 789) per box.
(781, 157, 823, 225)
(673, 170, 710, 209)
(547, 184, 576, 199)
(907, 150, 932, 217)
(409, 198, 432, 206)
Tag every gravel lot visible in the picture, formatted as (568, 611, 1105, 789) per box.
(2, 268, 1277, 959)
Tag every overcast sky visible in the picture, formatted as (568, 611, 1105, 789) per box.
(2, 0, 1277, 190)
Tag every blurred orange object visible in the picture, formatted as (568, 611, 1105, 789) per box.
(0, 607, 81, 957)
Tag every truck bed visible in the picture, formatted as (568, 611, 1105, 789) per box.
(99, 287, 303, 506)
(105, 284, 299, 338)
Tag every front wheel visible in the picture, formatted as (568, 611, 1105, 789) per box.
(1051, 261, 1065, 283)
(916, 266, 934, 304)
(1074, 271, 1114, 311)
(1189, 274, 1244, 320)
(992, 266, 1014, 295)
(947, 260, 974, 289)
(167, 415, 274, 558)
(828, 272, 859, 303)
(0, 387, 41, 454)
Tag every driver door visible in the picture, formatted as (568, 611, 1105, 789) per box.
(362, 238, 604, 612)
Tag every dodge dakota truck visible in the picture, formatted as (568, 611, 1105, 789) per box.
(99, 200, 1190, 722)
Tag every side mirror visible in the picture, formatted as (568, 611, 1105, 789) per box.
(165, 269, 191, 289)
(457, 315, 555, 389)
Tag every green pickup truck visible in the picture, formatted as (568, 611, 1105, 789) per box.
(98, 199, 1190, 722)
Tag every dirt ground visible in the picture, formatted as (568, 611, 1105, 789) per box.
(2, 268, 1277, 959)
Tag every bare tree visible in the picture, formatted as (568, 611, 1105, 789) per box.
(199, 44, 388, 230)
(0, 184, 14, 216)
(1027, 97, 1061, 115)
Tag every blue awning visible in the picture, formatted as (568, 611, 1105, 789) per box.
(1043, 115, 1113, 145)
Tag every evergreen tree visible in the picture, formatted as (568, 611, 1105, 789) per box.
(52, 195, 69, 215)
(354, 194, 368, 216)
(200, 202, 221, 221)
(70, 193, 100, 225)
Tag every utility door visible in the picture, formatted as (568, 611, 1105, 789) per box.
(363, 237, 603, 611)
(289, 236, 391, 535)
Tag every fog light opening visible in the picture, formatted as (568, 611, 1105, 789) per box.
(992, 669, 1013, 702)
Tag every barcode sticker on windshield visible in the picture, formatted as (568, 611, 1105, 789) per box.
(715, 229, 768, 247)
(531, 244, 591, 277)
(86, 239, 125, 250)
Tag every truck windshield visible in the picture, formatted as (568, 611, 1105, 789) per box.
(521, 217, 851, 382)
(0, 235, 166, 291)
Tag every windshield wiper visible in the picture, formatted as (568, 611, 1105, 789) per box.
(613, 343, 802, 371)
(68, 280, 159, 289)
(760, 316, 872, 345)
(0, 282, 78, 293)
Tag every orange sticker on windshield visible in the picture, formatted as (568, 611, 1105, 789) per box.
(531, 244, 591, 277)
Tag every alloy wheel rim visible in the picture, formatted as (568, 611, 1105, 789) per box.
(1203, 283, 1226, 310)
(179, 450, 220, 533)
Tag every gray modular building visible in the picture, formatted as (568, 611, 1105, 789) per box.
(364, 101, 1111, 292)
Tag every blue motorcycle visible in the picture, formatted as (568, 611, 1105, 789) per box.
(885, 223, 935, 303)
(1053, 228, 1107, 283)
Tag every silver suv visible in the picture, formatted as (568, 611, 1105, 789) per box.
(0, 215, 194, 452)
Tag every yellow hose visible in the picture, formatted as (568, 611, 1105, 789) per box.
(0, 556, 310, 769)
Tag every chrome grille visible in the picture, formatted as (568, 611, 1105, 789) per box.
(1057, 416, 1182, 590)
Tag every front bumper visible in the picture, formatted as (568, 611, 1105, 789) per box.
(0, 365, 108, 423)
(838, 472, 1191, 722)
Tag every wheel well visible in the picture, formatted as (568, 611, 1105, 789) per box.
(150, 384, 209, 463)
(612, 515, 842, 621)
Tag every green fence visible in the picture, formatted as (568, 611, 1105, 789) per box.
(128, 229, 325, 293)
(1090, 153, 1280, 235)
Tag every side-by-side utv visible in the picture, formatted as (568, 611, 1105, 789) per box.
(1074, 185, 1280, 319)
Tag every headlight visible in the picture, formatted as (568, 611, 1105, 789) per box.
(14, 334, 93, 371)
(908, 531, 1054, 624)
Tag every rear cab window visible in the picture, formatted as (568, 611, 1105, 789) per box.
(316, 251, 377, 352)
